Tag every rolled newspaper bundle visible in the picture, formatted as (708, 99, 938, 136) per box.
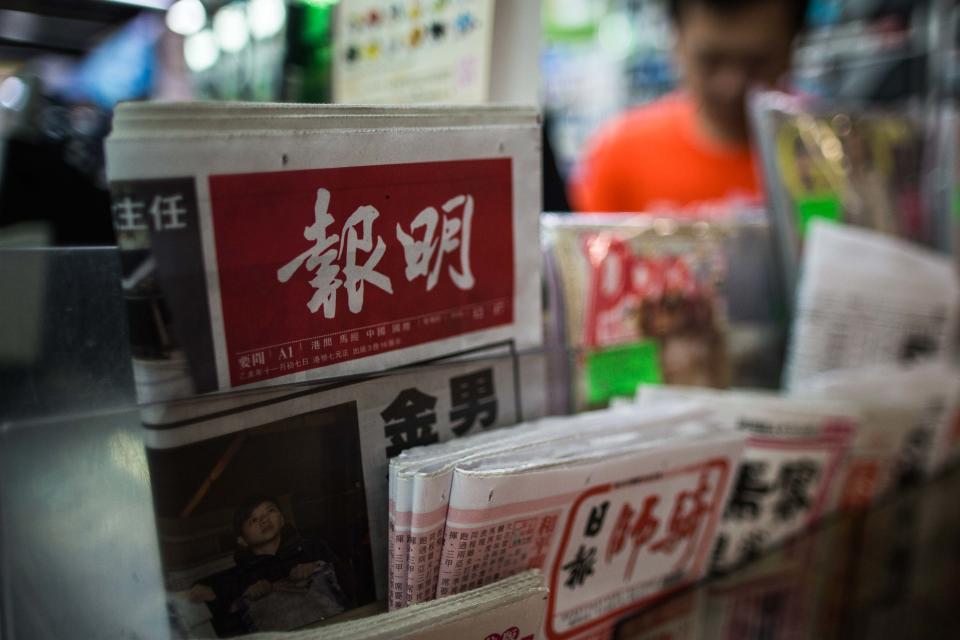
(393, 401, 747, 638)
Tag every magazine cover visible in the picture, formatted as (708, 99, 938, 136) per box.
(750, 90, 929, 304)
(149, 345, 544, 637)
(543, 214, 729, 411)
(106, 104, 542, 404)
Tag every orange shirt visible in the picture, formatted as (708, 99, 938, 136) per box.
(569, 93, 760, 214)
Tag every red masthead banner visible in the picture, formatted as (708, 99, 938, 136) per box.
(211, 159, 515, 388)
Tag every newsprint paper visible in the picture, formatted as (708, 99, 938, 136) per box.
(152, 344, 545, 638)
(105, 103, 542, 404)
(785, 220, 960, 389)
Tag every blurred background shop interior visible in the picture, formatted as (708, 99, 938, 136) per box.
(0, 0, 956, 245)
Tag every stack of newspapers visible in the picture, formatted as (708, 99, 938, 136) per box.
(389, 402, 747, 639)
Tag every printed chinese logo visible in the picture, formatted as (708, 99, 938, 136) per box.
(277, 188, 475, 318)
(209, 159, 515, 387)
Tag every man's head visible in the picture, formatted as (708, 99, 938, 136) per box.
(669, 0, 810, 143)
(234, 496, 286, 552)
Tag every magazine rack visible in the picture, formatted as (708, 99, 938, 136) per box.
(3, 246, 959, 640)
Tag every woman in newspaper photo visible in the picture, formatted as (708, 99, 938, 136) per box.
(188, 495, 354, 636)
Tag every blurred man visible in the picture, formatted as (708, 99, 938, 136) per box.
(570, 0, 809, 213)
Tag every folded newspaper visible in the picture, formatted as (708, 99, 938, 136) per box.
(248, 571, 547, 640)
(392, 402, 747, 638)
(542, 214, 730, 412)
(105, 102, 542, 404)
(153, 346, 545, 638)
(636, 385, 857, 571)
(793, 361, 960, 506)
(784, 220, 960, 390)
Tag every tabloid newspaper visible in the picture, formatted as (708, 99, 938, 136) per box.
(103, 103, 548, 636)
(390, 403, 715, 611)
(785, 221, 960, 390)
(391, 402, 747, 639)
(636, 386, 857, 571)
(104, 103, 542, 404)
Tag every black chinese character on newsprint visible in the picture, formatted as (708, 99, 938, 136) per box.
(726, 461, 770, 521)
(772, 460, 819, 522)
(382, 388, 440, 457)
(449, 368, 498, 436)
(737, 530, 768, 564)
(584, 501, 609, 537)
(562, 545, 597, 590)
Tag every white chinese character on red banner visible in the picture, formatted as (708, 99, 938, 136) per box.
(277, 188, 393, 317)
(341, 202, 393, 312)
(396, 194, 475, 291)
